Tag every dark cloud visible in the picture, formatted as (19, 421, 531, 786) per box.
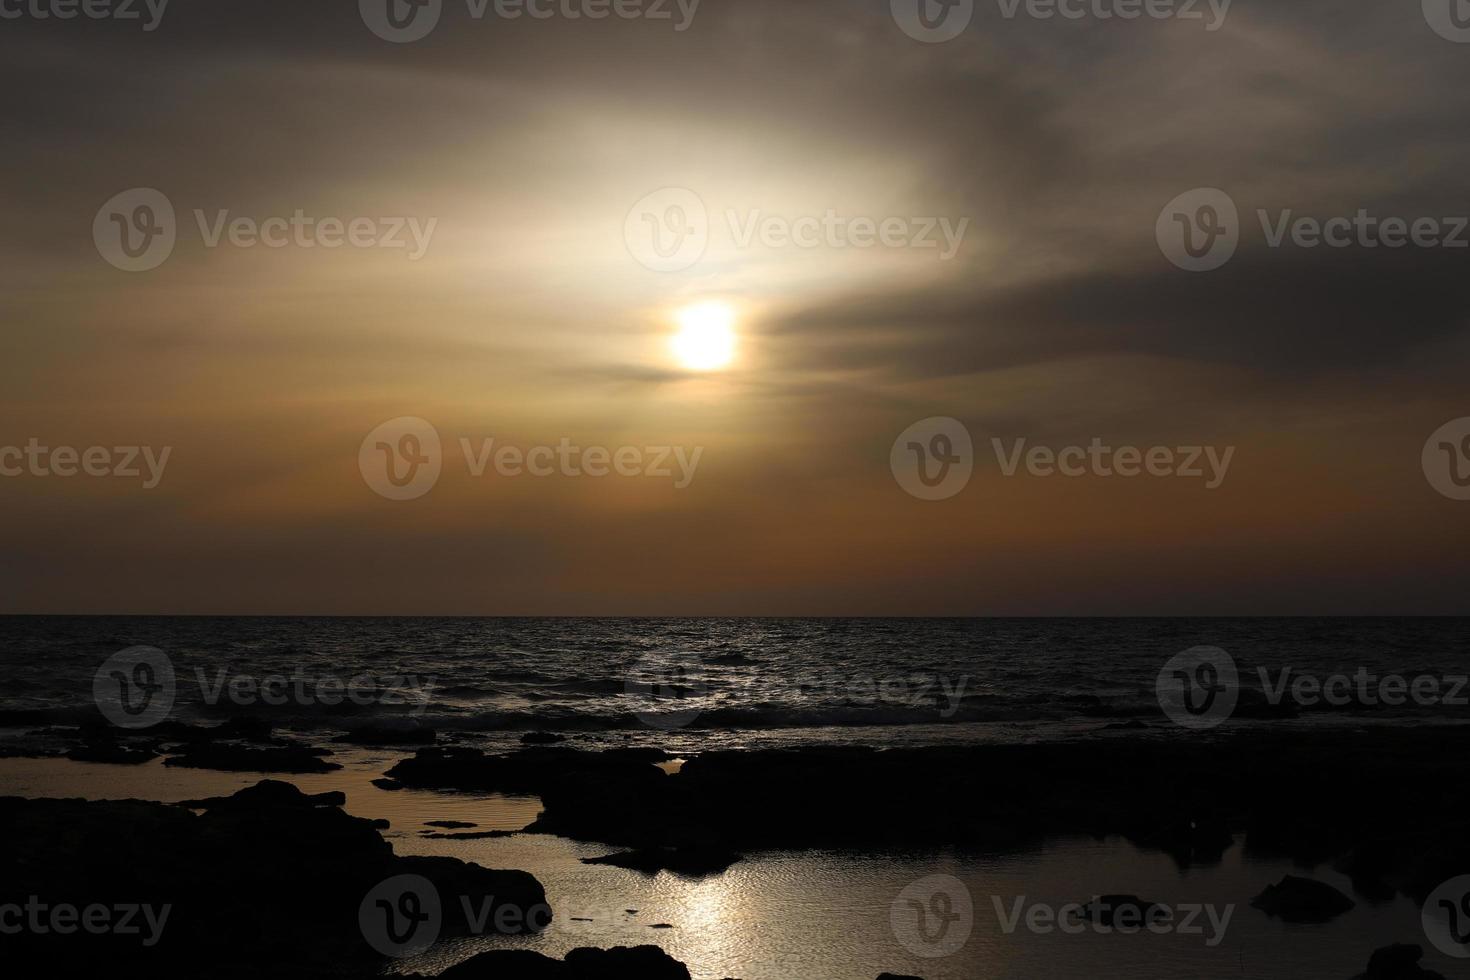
(775, 244, 1470, 379)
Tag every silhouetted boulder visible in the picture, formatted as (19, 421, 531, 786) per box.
(1351, 943, 1447, 980)
(434, 944, 691, 979)
(163, 741, 341, 773)
(582, 845, 742, 877)
(1127, 815, 1233, 868)
(0, 780, 549, 977)
(178, 778, 345, 811)
(436, 949, 567, 978)
(145, 717, 277, 743)
(385, 746, 666, 795)
(1251, 875, 1355, 923)
(1076, 895, 1164, 927)
(65, 739, 157, 764)
(564, 945, 693, 978)
(381, 731, 1470, 894)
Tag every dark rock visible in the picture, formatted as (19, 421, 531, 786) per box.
(434, 944, 691, 979)
(1076, 895, 1165, 927)
(1335, 837, 1409, 902)
(522, 731, 567, 744)
(1251, 875, 1355, 923)
(426, 820, 478, 828)
(436, 949, 567, 979)
(1351, 943, 1447, 980)
(141, 717, 276, 744)
(0, 780, 550, 977)
(178, 779, 346, 811)
(385, 745, 666, 795)
(1246, 808, 1352, 866)
(372, 777, 403, 790)
(1127, 815, 1233, 869)
(0, 744, 62, 759)
(397, 854, 549, 937)
(65, 739, 158, 765)
(163, 742, 341, 773)
(1390, 841, 1470, 906)
(1331, 834, 1470, 905)
(0, 707, 59, 726)
(381, 731, 1470, 896)
(564, 945, 689, 977)
(420, 829, 518, 840)
(583, 845, 742, 877)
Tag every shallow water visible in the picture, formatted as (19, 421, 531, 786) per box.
(0, 754, 1457, 979)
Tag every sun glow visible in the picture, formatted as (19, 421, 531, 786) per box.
(671, 302, 737, 371)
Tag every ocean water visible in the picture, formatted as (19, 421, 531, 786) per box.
(1, 617, 1468, 751)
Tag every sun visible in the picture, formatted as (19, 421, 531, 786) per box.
(671, 302, 737, 371)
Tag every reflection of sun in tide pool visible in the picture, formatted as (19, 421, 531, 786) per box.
(671, 302, 737, 371)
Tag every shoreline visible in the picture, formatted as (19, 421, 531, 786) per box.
(3, 728, 1469, 977)
(7, 724, 1470, 875)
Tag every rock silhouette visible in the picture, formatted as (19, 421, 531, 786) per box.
(1251, 875, 1355, 923)
(428, 944, 693, 979)
(0, 779, 548, 977)
(382, 730, 1470, 899)
(1350, 944, 1448, 980)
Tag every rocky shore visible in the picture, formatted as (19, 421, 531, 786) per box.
(4, 726, 1468, 977)
(383, 729, 1470, 906)
(0, 779, 545, 978)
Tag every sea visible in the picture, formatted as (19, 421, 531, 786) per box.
(1, 616, 1468, 754)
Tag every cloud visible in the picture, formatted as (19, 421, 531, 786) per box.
(774, 244, 1470, 380)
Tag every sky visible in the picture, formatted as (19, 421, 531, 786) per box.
(1, 0, 1468, 615)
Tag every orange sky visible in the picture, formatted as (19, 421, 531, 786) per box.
(1, 2, 1468, 613)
